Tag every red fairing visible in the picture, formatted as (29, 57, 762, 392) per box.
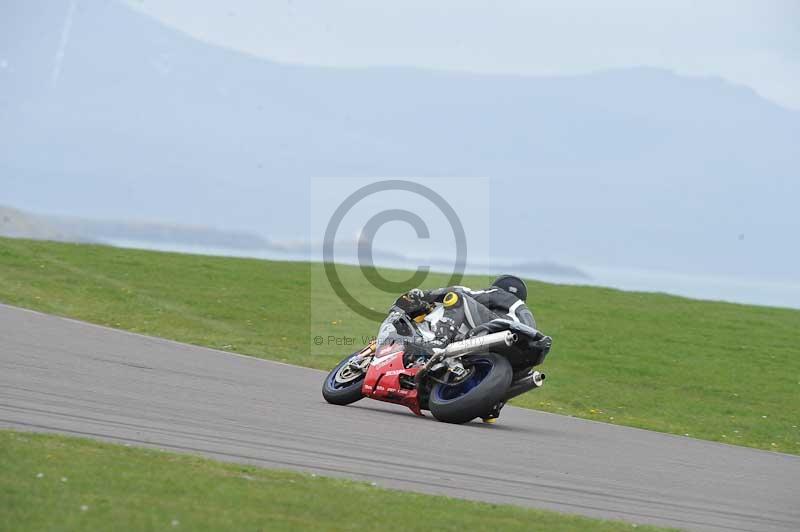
(362, 344, 423, 416)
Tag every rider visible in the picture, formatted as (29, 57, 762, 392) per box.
(377, 274, 535, 356)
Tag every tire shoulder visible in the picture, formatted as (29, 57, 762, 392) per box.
(429, 352, 512, 423)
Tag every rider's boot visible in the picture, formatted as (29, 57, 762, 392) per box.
(482, 401, 506, 424)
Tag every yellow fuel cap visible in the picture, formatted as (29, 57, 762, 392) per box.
(443, 291, 459, 308)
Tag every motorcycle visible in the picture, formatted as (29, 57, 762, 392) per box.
(322, 303, 552, 424)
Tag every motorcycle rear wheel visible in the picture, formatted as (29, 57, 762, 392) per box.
(429, 353, 512, 424)
(322, 352, 367, 405)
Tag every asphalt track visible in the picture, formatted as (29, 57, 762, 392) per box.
(1, 304, 798, 531)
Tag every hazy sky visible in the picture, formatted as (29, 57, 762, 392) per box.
(126, 0, 800, 109)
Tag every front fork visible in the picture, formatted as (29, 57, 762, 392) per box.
(345, 341, 376, 373)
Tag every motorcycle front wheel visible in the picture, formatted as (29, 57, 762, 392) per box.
(429, 353, 512, 424)
(322, 352, 367, 406)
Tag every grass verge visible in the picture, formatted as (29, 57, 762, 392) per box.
(0, 237, 798, 453)
(0, 430, 670, 531)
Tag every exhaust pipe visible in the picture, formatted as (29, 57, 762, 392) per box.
(504, 370, 545, 401)
(440, 331, 517, 359)
(417, 331, 518, 383)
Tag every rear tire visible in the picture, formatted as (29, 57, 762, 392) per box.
(429, 353, 512, 424)
(322, 352, 366, 406)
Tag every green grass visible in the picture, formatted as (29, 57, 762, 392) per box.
(1, 237, 798, 454)
(0, 430, 670, 532)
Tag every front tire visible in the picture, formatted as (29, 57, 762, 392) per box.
(429, 353, 512, 424)
(322, 352, 367, 406)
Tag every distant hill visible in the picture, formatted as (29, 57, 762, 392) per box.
(1, 0, 798, 280)
(49, 216, 270, 250)
(1, 204, 591, 280)
(0, 206, 86, 243)
(0, 204, 271, 251)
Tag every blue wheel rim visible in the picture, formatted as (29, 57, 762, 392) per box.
(328, 357, 364, 390)
(434, 359, 492, 401)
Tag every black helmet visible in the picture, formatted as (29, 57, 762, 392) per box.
(492, 274, 528, 302)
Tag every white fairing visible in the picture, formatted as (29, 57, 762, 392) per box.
(424, 304, 445, 325)
(418, 304, 445, 341)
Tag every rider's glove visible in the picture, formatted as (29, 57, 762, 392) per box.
(394, 288, 429, 317)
